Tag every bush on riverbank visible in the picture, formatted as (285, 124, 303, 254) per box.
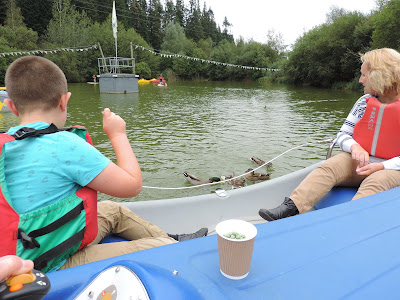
(1, 0, 399, 89)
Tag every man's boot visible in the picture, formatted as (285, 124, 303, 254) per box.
(168, 228, 208, 241)
(259, 197, 299, 221)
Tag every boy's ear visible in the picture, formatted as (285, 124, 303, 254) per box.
(4, 98, 19, 116)
(59, 92, 71, 112)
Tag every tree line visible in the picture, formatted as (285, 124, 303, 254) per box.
(0, 0, 397, 89)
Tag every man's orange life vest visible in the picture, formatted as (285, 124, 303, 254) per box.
(353, 97, 400, 159)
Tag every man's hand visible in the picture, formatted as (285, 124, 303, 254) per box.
(102, 108, 126, 140)
(0, 256, 34, 281)
(356, 162, 384, 176)
(351, 144, 370, 168)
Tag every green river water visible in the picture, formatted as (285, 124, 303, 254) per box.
(0, 81, 362, 202)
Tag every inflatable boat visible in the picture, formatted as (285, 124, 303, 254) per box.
(38, 159, 400, 299)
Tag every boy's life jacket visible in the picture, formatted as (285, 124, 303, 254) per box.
(353, 97, 400, 160)
(0, 124, 98, 272)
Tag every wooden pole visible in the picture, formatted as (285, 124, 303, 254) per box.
(97, 42, 108, 73)
(130, 42, 135, 75)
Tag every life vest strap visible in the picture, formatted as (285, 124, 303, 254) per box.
(27, 202, 85, 240)
(13, 123, 59, 140)
(18, 229, 40, 249)
(370, 103, 386, 156)
(34, 228, 85, 271)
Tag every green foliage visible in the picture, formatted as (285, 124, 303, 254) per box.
(1, 0, 38, 51)
(0, 36, 15, 84)
(127, 0, 150, 43)
(175, 0, 185, 27)
(0, 1, 6, 25)
(45, 0, 97, 82)
(16, 0, 52, 36)
(3, 0, 388, 87)
(371, 0, 400, 49)
(207, 39, 236, 80)
(0, 24, 38, 50)
(163, 0, 176, 26)
(197, 37, 213, 57)
(201, 5, 221, 43)
(173, 40, 207, 80)
(136, 61, 151, 78)
(185, 0, 203, 42)
(161, 22, 188, 53)
(286, 12, 369, 88)
(5, 0, 24, 28)
(46, 0, 92, 47)
(45, 51, 84, 83)
(148, 0, 164, 49)
(236, 42, 279, 80)
(162, 68, 176, 81)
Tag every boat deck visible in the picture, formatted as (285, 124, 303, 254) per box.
(47, 186, 400, 299)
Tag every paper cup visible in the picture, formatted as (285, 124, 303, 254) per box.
(216, 219, 257, 280)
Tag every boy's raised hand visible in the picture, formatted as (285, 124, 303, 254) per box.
(102, 108, 126, 140)
(88, 108, 142, 197)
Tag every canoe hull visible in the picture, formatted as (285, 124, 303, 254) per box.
(46, 184, 400, 299)
(42, 161, 400, 299)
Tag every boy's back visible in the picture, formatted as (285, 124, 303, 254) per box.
(3, 122, 109, 214)
(1, 56, 206, 273)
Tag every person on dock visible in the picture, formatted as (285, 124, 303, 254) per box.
(0, 56, 207, 273)
(259, 48, 400, 221)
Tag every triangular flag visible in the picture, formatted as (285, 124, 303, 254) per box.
(112, 1, 118, 39)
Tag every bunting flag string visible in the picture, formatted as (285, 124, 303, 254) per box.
(0, 44, 98, 57)
(0, 43, 280, 72)
(133, 44, 280, 72)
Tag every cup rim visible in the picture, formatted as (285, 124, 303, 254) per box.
(216, 219, 257, 242)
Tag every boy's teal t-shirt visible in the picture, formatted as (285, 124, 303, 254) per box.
(4, 122, 110, 214)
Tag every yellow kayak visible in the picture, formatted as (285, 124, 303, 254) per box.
(0, 89, 11, 112)
(138, 79, 150, 84)
(0, 101, 10, 112)
(0, 87, 6, 90)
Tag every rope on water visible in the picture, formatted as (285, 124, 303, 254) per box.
(142, 138, 334, 190)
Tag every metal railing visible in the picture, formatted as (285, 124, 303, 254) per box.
(98, 57, 135, 75)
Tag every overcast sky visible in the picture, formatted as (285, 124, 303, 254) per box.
(204, 0, 378, 46)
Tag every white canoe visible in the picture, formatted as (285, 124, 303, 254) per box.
(40, 159, 400, 299)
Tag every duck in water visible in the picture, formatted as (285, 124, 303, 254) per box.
(250, 156, 274, 170)
(221, 173, 246, 189)
(245, 168, 271, 181)
(183, 172, 221, 185)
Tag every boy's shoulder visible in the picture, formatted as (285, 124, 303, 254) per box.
(3, 123, 90, 148)
(5, 122, 50, 135)
(5, 123, 86, 139)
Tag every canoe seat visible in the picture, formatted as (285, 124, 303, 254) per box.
(99, 234, 127, 244)
(313, 187, 357, 210)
